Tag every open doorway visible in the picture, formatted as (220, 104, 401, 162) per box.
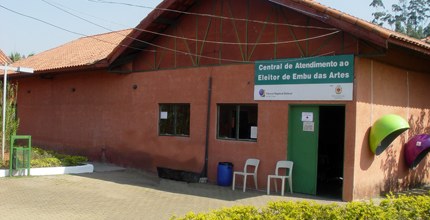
(317, 106, 345, 199)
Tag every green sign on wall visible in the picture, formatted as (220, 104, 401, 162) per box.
(254, 55, 354, 100)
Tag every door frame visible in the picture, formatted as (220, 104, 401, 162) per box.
(287, 104, 346, 196)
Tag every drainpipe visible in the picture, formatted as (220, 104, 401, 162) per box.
(201, 75, 212, 180)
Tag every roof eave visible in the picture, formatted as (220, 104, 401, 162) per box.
(269, 0, 389, 48)
(276, 0, 430, 57)
(107, 0, 178, 64)
(387, 36, 430, 56)
(107, 0, 430, 65)
(8, 62, 109, 78)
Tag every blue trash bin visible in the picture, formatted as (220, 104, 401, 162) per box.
(217, 162, 233, 186)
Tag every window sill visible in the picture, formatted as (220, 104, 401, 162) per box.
(159, 134, 190, 138)
(216, 138, 257, 142)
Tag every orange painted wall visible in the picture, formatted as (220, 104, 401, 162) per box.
(16, 63, 357, 201)
(354, 57, 430, 200)
(17, 69, 209, 172)
(17, 57, 430, 201)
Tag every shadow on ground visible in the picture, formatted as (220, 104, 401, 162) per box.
(75, 162, 343, 203)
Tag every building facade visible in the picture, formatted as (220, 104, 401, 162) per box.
(12, 0, 430, 201)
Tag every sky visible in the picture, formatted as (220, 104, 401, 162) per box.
(0, 0, 398, 57)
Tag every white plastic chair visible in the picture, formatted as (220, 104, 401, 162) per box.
(267, 160, 293, 196)
(232, 158, 260, 192)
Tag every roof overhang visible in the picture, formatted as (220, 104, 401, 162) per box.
(270, 0, 430, 56)
(269, 0, 389, 47)
(7, 61, 108, 79)
(107, 0, 430, 68)
(107, 0, 197, 68)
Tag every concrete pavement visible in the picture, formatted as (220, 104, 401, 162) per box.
(0, 163, 342, 220)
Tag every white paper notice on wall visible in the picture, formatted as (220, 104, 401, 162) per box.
(301, 112, 313, 122)
(303, 122, 314, 132)
(250, 126, 258, 139)
(160, 112, 168, 119)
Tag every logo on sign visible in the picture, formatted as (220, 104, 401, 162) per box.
(259, 89, 266, 97)
(335, 85, 343, 94)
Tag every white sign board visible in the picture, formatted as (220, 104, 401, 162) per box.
(160, 112, 168, 119)
(254, 55, 354, 101)
(302, 112, 313, 122)
(250, 126, 258, 139)
(303, 122, 315, 132)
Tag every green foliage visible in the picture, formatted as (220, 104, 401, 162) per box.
(344, 201, 385, 219)
(379, 193, 430, 219)
(0, 147, 88, 168)
(0, 158, 8, 168)
(9, 52, 23, 62)
(60, 155, 88, 167)
(30, 147, 88, 168)
(31, 158, 62, 168)
(177, 206, 261, 220)
(261, 201, 344, 220)
(8, 52, 33, 62)
(370, 0, 430, 39)
(0, 82, 19, 154)
(172, 193, 430, 220)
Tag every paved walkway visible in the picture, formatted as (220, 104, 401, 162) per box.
(0, 163, 342, 220)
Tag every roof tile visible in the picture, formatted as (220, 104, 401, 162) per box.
(298, 0, 429, 51)
(13, 29, 131, 72)
(0, 49, 12, 65)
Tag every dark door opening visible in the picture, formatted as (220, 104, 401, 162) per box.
(317, 106, 345, 199)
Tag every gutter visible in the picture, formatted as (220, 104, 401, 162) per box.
(200, 75, 212, 181)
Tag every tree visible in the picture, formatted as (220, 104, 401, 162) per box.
(9, 52, 22, 62)
(8, 52, 34, 62)
(370, 0, 430, 39)
(0, 82, 19, 163)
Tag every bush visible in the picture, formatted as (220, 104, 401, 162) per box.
(30, 147, 88, 168)
(60, 155, 88, 166)
(179, 206, 261, 220)
(0, 147, 89, 169)
(0, 147, 88, 168)
(171, 193, 430, 220)
(379, 193, 430, 219)
(0, 158, 8, 168)
(31, 157, 62, 168)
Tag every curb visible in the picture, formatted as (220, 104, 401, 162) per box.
(0, 163, 94, 177)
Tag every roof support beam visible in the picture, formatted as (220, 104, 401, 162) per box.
(269, 0, 388, 48)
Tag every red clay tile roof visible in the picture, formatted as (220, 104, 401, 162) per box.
(285, 0, 430, 54)
(12, 29, 131, 73)
(0, 49, 12, 65)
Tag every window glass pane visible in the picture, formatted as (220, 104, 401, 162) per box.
(218, 105, 236, 139)
(175, 104, 190, 135)
(159, 105, 174, 135)
(238, 105, 258, 139)
(159, 104, 190, 136)
(217, 104, 258, 141)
